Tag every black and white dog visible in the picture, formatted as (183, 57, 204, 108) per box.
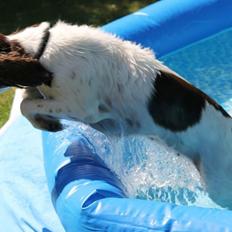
(0, 21, 232, 208)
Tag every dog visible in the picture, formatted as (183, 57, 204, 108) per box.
(0, 21, 232, 208)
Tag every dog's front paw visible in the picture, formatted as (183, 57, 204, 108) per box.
(32, 114, 63, 132)
(20, 99, 65, 132)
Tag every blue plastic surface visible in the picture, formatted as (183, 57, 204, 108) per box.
(41, 0, 232, 231)
(1, 0, 232, 231)
(43, 127, 232, 232)
(52, 137, 126, 203)
(0, 116, 64, 231)
(103, 0, 232, 57)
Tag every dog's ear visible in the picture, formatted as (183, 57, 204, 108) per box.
(0, 53, 53, 88)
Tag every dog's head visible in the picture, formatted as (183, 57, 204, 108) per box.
(0, 23, 53, 89)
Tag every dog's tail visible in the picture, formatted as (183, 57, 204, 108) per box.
(0, 53, 53, 89)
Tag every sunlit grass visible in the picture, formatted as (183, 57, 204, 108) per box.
(0, 89, 15, 128)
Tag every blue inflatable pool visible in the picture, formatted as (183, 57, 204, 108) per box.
(1, 0, 232, 231)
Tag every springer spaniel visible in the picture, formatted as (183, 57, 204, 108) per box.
(0, 21, 232, 208)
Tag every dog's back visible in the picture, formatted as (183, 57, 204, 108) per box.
(0, 21, 232, 208)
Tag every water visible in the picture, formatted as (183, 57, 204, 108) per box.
(58, 120, 219, 209)
(55, 28, 232, 209)
(99, 135, 221, 209)
(161, 27, 232, 110)
(108, 27, 232, 208)
(104, 26, 232, 208)
(156, 27, 232, 208)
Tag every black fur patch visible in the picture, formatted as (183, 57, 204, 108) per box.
(34, 26, 50, 60)
(0, 53, 53, 88)
(148, 70, 230, 132)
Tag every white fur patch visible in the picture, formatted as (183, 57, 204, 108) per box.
(7, 21, 232, 208)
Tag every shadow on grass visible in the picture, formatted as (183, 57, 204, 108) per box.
(0, 0, 155, 33)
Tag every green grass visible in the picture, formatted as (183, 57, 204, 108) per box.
(0, 89, 15, 127)
(0, 0, 156, 127)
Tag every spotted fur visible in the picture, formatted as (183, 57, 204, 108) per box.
(1, 21, 232, 208)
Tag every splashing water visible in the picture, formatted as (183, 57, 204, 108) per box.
(57, 120, 222, 209)
(49, 27, 232, 209)
(102, 134, 220, 209)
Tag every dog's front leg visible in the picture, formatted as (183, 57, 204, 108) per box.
(20, 98, 65, 131)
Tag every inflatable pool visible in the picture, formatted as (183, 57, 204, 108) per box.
(1, 0, 232, 231)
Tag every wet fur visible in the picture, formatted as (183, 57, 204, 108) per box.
(1, 22, 232, 209)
